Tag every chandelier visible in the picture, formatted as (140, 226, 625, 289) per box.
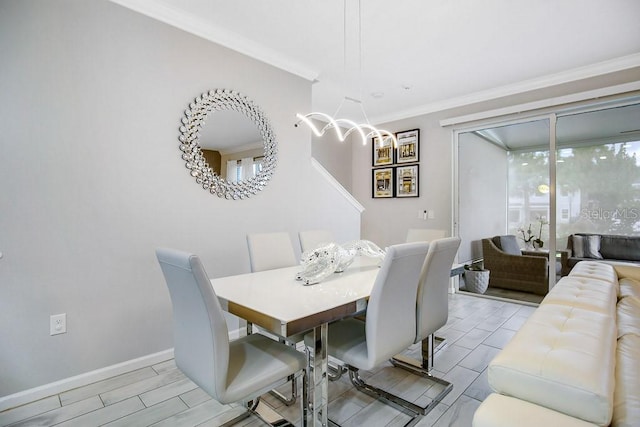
(295, 0, 397, 147)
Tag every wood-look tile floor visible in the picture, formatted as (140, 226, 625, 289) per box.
(0, 293, 536, 427)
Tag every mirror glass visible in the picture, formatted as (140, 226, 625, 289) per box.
(178, 89, 277, 200)
(199, 110, 264, 183)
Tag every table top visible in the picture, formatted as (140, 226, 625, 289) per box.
(211, 257, 381, 337)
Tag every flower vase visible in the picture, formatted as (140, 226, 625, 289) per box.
(533, 239, 544, 249)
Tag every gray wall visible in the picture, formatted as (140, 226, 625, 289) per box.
(0, 1, 360, 397)
(311, 122, 354, 192)
(353, 113, 454, 248)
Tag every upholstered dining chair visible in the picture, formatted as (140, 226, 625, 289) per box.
(391, 236, 461, 415)
(305, 242, 430, 420)
(247, 232, 297, 272)
(298, 229, 335, 253)
(405, 228, 447, 243)
(246, 232, 302, 406)
(155, 248, 308, 427)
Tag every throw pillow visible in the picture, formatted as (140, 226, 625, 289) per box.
(572, 235, 585, 257)
(584, 235, 604, 259)
(572, 235, 603, 259)
(498, 235, 521, 255)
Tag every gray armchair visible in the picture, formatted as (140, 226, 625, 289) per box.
(482, 236, 549, 295)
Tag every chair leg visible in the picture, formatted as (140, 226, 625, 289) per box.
(269, 374, 297, 405)
(348, 368, 423, 424)
(233, 371, 308, 427)
(301, 368, 308, 427)
(267, 337, 302, 406)
(392, 334, 437, 372)
(390, 335, 453, 415)
(247, 398, 298, 427)
(327, 363, 346, 381)
(217, 405, 253, 427)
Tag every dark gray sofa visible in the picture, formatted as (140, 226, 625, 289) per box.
(566, 233, 640, 270)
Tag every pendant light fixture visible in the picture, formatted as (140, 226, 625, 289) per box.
(295, 0, 397, 147)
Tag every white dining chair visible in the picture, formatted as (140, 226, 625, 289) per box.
(155, 248, 308, 427)
(247, 232, 297, 272)
(391, 236, 461, 415)
(405, 228, 447, 243)
(246, 232, 303, 406)
(298, 229, 335, 252)
(305, 242, 430, 421)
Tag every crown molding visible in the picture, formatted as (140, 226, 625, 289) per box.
(439, 81, 640, 128)
(373, 53, 640, 125)
(109, 0, 319, 82)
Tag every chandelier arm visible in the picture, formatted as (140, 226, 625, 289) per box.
(337, 119, 368, 145)
(296, 112, 347, 142)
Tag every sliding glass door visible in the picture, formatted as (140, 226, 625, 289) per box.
(456, 100, 640, 299)
(457, 118, 554, 297)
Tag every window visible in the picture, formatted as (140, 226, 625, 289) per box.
(556, 139, 640, 235)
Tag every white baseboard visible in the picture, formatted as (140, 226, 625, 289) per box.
(0, 349, 174, 413)
(1, 329, 247, 413)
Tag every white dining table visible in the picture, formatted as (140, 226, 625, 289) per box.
(210, 257, 382, 427)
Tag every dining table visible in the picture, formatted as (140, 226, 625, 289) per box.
(210, 256, 382, 426)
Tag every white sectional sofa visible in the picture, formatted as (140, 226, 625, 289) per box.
(473, 261, 640, 427)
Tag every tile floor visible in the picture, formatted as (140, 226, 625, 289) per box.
(0, 293, 536, 427)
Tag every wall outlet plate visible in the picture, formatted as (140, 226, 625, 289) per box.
(50, 313, 67, 335)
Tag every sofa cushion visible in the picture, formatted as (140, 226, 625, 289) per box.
(569, 261, 618, 288)
(572, 235, 603, 259)
(600, 234, 640, 262)
(543, 276, 617, 315)
(488, 303, 616, 426)
(473, 393, 600, 427)
(617, 296, 640, 338)
(619, 278, 640, 300)
(494, 235, 521, 255)
(613, 334, 640, 427)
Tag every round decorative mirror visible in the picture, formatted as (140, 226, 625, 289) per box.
(178, 89, 277, 199)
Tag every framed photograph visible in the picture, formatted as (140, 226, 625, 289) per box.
(372, 167, 394, 198)
(396, 129, 419, 164)
(372, 135, 394, 166)
(396, 164, 419, 197)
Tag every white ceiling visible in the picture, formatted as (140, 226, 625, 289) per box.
(112, 0, 640, 124)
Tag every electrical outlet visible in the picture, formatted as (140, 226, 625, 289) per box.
(50, 313, 67, 336)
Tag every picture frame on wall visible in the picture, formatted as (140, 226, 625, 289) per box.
(396, 129, 419, 164)
(372, 135, 394, 166)
(372, 167, 394, 198)
(396, 164, 419, 197)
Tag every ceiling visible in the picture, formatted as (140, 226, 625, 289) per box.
(112, 0, 640, 124)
